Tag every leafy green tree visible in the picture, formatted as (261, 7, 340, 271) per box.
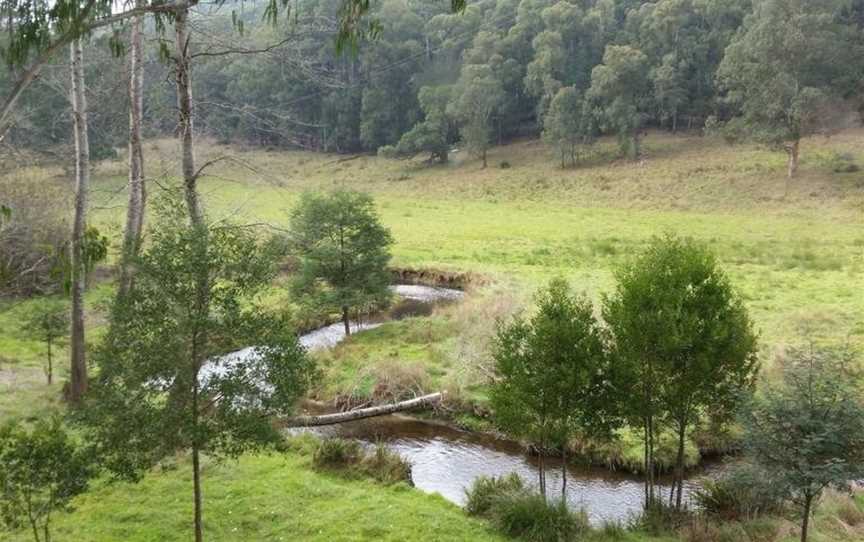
(23, 301, 69, 385)
(0, 417, 95, 542)
(290, 189, 393, 336)
(741, 346, 864, 542)
(651, 54, 688, 132)
(490, 279, 613, 501)
(380, 86, 454, 163)
(603, 234, 759, 507)
(588, 45, 651, 159)
(85, 200, 314, 542)
(450, 64, 505, 168)
(717, 0, 858, 179)
(542, 86, 596, 168)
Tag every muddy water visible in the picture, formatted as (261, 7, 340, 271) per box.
(222, 283, 716, 525)
(295, 413, 718, 526)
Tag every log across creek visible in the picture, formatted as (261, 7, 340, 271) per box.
(284, 392, 444, 427)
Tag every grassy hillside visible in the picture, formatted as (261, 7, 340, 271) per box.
(2, 131, 863, 541)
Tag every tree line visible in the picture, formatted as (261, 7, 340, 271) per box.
(4, 0, 864, 176)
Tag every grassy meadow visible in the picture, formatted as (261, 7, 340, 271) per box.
(1, 129, 863, 541)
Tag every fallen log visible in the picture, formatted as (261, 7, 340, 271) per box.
(285, 392, 443, 427)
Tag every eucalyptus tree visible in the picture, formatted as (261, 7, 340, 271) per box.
(588, 45, 650, 160)
(86, 200, 314, 542)
(0, 417, 96, 542)
(718, 0, 858, 179)
(290, 189, 393, 336)
(742, 346, 864, 542)
(490, 279, 613, 501)
(603, 234, 759, 508)
(450, 63, 505, 168)
(381, 85, 454, 163)
(542, 86, 595, 168)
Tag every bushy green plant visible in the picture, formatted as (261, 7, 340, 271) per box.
(465, 474, 527, 517)
(0, 417, 96, 542)
(494, 494, 588, 542)
(312, 438, 363, 469)
(358, 443, 412, 485)
(694, 463, 786, 520)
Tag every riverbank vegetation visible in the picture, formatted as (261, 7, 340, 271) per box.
(2, 0, 864, 539)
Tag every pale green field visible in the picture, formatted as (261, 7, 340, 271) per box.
(2, 131, 863, 542)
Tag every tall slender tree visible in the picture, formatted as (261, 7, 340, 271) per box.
(68, 37, 90, 405)
(118, 7, 146, 296)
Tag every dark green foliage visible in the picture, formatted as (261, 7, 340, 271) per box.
(0, 417, 96, 542)
(694, 462, 787, 520)
(493, 492, 589, 542)
(381, 86, 454, 163)
(465, 473, 527, 517)
(22, 300, 69, 385)
(543, 86, 596, 168)
(588, 45, 651, 159)
(312, 438, 364, 469)
(490, 278, 614, 498)
(603, 234, 758, 507)
(717, 0, 862, 176)
(83, 198, 314, 537)
(290, 189, 393, 334)
(740, 345, 864, 541)
(311, 439, 411, 485)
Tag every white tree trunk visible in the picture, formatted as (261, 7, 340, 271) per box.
(68, 38, 89, 404)
(174, 7, 203, 227)
(119, 12, 146, 295)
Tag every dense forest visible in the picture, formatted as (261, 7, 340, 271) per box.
(3, 0, 864, 169)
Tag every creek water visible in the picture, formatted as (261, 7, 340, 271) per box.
(211, 284, 717, 526)
(286, 284, 717, 526)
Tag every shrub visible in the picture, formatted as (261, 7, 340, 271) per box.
(495, 494, 589, 542)
(358, 443, 412, 485)
(465, 473, 527, 517)
(0, 175, 69, 296)
(693, 463, 787, 520)
(636, 501, 692, 534)
(312, 438, 362, 469)
(499, 161, 511, 169)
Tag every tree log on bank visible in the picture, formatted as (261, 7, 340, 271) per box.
(285, 393, 443, 427)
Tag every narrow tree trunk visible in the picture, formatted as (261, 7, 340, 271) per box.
(174, 6, 202, 227)
(46, 338, 52, 385)
(561, 446, 567, 504)
(801, 494, 812, 542)
(674, 418, 687, 509)
(538, 452, 546, 500)
(118, 11, 146, 296)
(643, 417, 650, 503)
(192, 443, 203, 542)
(787, 139, 800, 179)
(68, 38, 89, 405)
(481, 148, 487, 168)
(342, 305, 351, 336)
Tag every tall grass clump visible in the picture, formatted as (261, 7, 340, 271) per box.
(311, 438, 412, 485)
(465, 474, 589, 542)
(693, 463, 787, 521)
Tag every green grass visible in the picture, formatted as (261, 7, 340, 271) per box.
(5, 451, 509, 542)
(2, 131, 864, 541)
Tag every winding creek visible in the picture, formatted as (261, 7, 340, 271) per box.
(288, 284, 719, 526)
(215, 284, 718, 526)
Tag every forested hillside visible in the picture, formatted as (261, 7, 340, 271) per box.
(4, 0, 864, 170)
